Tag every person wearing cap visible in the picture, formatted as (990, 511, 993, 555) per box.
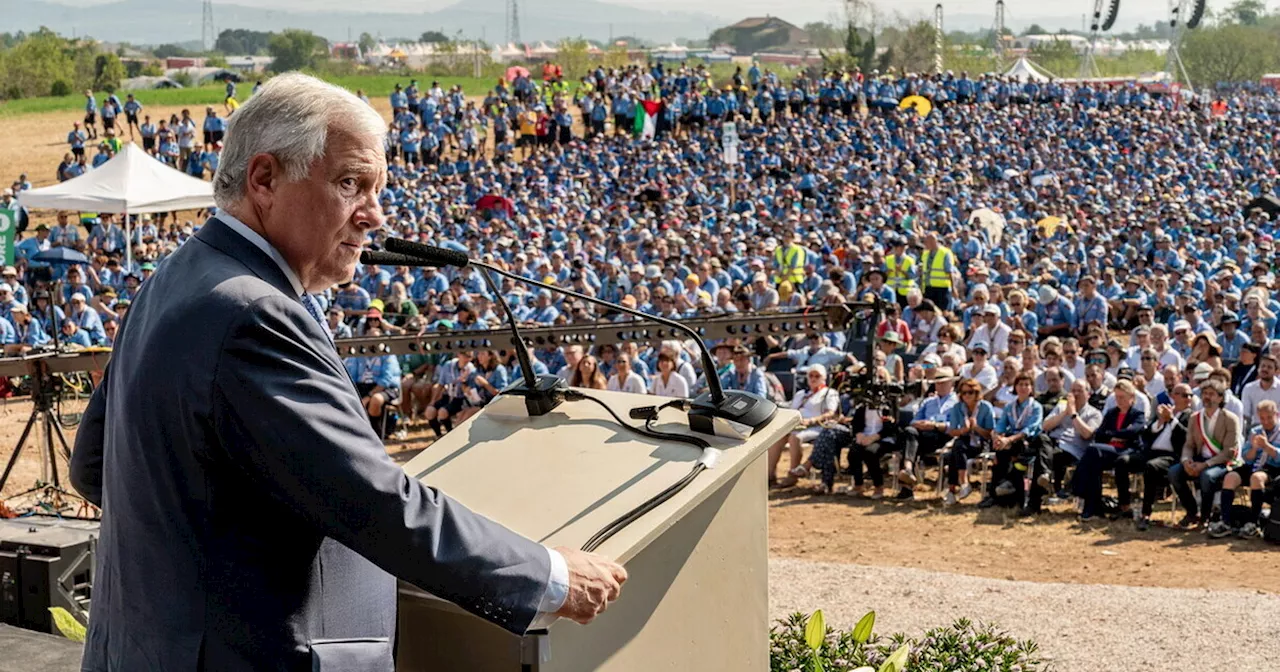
(1168, 378, 1240, 529)
(749, 272, 780, 312)
(66, 291, 107, 345)
(721, 345, 768, 399)
(325, 305, 353, 340)
(1035, 285, 1075, 341)
(60, 317, 93, 348)
(774, 364, 841, 489)
(1169, 319, 1195, 362)
(1004, 289, 1039, 336)
(5, 303, 50, 354)
(897, 366, 960, 499)
(1218, 311, 1248, 364)
(908, 298, 946, 348)
(969, 305, 1010, 359)
(958, 341, 998, 394)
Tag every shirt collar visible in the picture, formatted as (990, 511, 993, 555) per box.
(217, 212, 304, 297)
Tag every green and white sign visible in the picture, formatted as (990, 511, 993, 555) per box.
(0, 208, 16, 265)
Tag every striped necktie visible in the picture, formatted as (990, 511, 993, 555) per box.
(302, 294, 329, 338)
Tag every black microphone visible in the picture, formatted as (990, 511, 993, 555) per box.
(382, 238, 471, 268)
(383, 237, 778, 438)
(361, 248, 566, 416)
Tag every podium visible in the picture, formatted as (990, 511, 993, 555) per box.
(395, 389, 797, 671)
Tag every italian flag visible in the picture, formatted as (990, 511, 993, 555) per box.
(634, 100, 662, 139)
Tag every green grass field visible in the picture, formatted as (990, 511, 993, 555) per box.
(0, 73, 500, 118)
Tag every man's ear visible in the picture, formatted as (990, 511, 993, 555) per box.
(244, 153, 283, 209)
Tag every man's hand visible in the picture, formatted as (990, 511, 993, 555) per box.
(1158, 404, 1173, 423)
(1252, 433, 1267, 451)
(552, 547, 628, 625)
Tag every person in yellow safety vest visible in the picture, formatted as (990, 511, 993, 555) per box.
(918, 231, 956, 313)
(884, 235, 918, 306)
(772, 231, 807, 286)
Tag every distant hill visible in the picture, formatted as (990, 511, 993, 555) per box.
(2, 0, 726, 45)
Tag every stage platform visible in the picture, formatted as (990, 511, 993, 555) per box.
(0, 624, 82, 672)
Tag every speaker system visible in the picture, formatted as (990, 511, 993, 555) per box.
(0, 518, 97, 634)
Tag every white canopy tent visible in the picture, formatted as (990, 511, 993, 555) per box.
(17, 143, 215, 268)
(1004, 56, 1053, 82)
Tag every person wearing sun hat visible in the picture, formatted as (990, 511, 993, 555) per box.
(896, 365, 960, 500)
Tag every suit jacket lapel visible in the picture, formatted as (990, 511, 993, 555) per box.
(193, 217, 298, 299)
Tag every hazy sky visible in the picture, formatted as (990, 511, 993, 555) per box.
(44, 0, 1239, 30)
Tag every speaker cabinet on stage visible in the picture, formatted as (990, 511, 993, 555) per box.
(0, 518, 96, 634)
(395, 389, 796, 672)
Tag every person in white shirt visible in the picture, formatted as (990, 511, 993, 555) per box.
(1060, 337, 1087, 381)
(556, 344, 584, 384)
(1240, 355, 1280, 426)
(969, 306, 1011, 359)
(1149, 325, 1185, 371)
(776, 365, 840, 487)
(650, 350, 690, 398)
(658, 340, 698, 388)
(606, 354, 648, 395)
(959, 341, 998, 394)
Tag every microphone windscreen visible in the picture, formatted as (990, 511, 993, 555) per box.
(384, 238, 470, 268)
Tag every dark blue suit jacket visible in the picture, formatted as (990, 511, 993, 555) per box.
(71, 218, 551, 671)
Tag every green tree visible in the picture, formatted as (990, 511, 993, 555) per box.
(844, 21, 863, 66)
(420, 30, 449, 43)
(0, 29, 75, 98)
(1226, 0, 1267, 25)
(557, 38, 591, 79)
(268, 29, 325, 72)
(215, 29, 274, 55)
(803, 22, 845, 49)
(1183, 23, 1280, 86)
(93, 53, 125, 92)
(358, 31, 377, 54)
(888, 20, 938, 73)
(153, 43, 190, 59)
(1023, 24, 1047, 35)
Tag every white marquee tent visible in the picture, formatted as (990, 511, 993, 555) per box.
(18, 143, 214, 266)
(1004, 56, 1052, 82)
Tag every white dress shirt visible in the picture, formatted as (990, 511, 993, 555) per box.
(218, 214, 570, 628)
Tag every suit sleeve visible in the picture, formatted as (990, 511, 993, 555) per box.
(70, 364, 108, 507)
(211, 296, 551, 634)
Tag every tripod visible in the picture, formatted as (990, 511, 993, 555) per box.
(0, 358, 85, 515)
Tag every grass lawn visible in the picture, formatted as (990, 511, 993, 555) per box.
(0, 73, 499, 118)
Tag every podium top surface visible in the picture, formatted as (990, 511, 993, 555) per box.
(399, 389, 797, 563)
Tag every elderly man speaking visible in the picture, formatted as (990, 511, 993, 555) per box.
(71, 73, 625, 671)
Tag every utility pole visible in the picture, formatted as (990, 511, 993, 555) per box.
(934, 4, 944, 74)
(992, 0, 1006, 69)
(510, 0, 522, 46)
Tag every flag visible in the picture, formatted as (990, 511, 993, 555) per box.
(0, 208, 15, 265)
(633, 100, 662, 139)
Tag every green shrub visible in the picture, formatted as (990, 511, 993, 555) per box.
(50, 80, 71, 96)
(770, 611, 1047, 672)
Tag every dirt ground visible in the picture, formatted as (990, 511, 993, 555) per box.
(2, 402, 1275, 594)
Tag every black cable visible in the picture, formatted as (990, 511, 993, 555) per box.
(561, 390, 713, 553)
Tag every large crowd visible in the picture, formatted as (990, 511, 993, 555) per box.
(5, 61, 1280, 539)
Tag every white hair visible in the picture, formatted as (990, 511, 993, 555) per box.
(213, 72, 386, 208)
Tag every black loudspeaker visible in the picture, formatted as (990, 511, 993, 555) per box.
(0, 518, 97, 634)
(1265, 514, 1280, 545)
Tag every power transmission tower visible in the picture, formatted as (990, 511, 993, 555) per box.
(1164, 0, 1196, 91)
(202, 0, 215, 52)
(509, 0, 522, 46)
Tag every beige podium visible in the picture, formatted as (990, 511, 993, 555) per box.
(395, 388, 797, 671)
